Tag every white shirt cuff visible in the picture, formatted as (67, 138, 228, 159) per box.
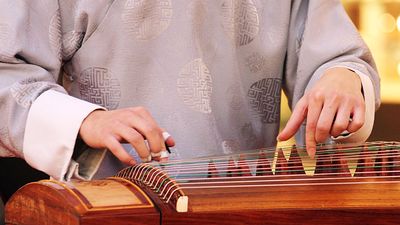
(23, 90, 104, 181)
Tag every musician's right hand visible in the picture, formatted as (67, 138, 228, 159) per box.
(79, 106, 175, 165)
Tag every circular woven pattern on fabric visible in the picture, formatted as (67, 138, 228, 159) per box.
(49, 10, 62, 62)
(10, 78, 46, 108)
(79, 67, 121, 110)
(221, 0, 259, 46)
(177, 58, 212, 113)
(247, 78, 281, 124)
(122, 0, 172, 40)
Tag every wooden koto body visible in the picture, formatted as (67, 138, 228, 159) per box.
(5, 141, 400, 225)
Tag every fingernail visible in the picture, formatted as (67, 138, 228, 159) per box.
(141, 155, 152, 163)
(151, 152, 162, 157)
(162, 131, 171, 141)
(160, 150, 169, 159)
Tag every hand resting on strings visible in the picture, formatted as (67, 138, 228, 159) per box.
(278, 67, 365, 158)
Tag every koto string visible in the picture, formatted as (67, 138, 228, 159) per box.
(149, 145, 400, 179)
(150, 141, 398, 167)
(156, 151, 400, 176)
(156, 150, 398, 174)
(127, 141, 400, 185)
(121, 144, 400, 183)
(114, 141, 400, 203)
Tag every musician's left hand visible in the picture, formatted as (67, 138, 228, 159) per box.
(277, 67, 365, 158)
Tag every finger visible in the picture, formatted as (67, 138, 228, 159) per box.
(148, 131, 169, 159)
(277, 98, 308, 141)
(126, 111, 165, 156)
(151, 131, 174, 160)
(165, 138, 175, 147)
(133, 107, 166, 148)
(305, 98, 323, 159)
(330, 104, 352, 137)
(150, 131, 174, 161)
(347, 104, 365, 133)
(153, 150, 170, 162)
(104, 136, 136, 165)
(117, 124, 151, 162)
(162, 131, 175, 147)
(315, 102, 338, 143)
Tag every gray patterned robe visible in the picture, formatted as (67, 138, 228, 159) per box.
(0, 0, 379, 181)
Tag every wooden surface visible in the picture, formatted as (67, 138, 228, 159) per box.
(161, 209, 400, 225)
(5, 179, 159, 225)
(144, 176, 400, 224)
(6, 177, 400, 225)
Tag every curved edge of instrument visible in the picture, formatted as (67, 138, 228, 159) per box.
(5, 181, 84, 225)
(5, 179, 160, 225)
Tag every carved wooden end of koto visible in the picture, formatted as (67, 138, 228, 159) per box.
(5, 141, 400, 225)
(4, 178, 160, 225)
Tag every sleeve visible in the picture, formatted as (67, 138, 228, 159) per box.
(0, 0, 113, 181)
(283, 0, 380, 145)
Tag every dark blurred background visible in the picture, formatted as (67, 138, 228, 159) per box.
(343, 0, 400, 141)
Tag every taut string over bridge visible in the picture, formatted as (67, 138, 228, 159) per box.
(115, 141, 400, 212)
